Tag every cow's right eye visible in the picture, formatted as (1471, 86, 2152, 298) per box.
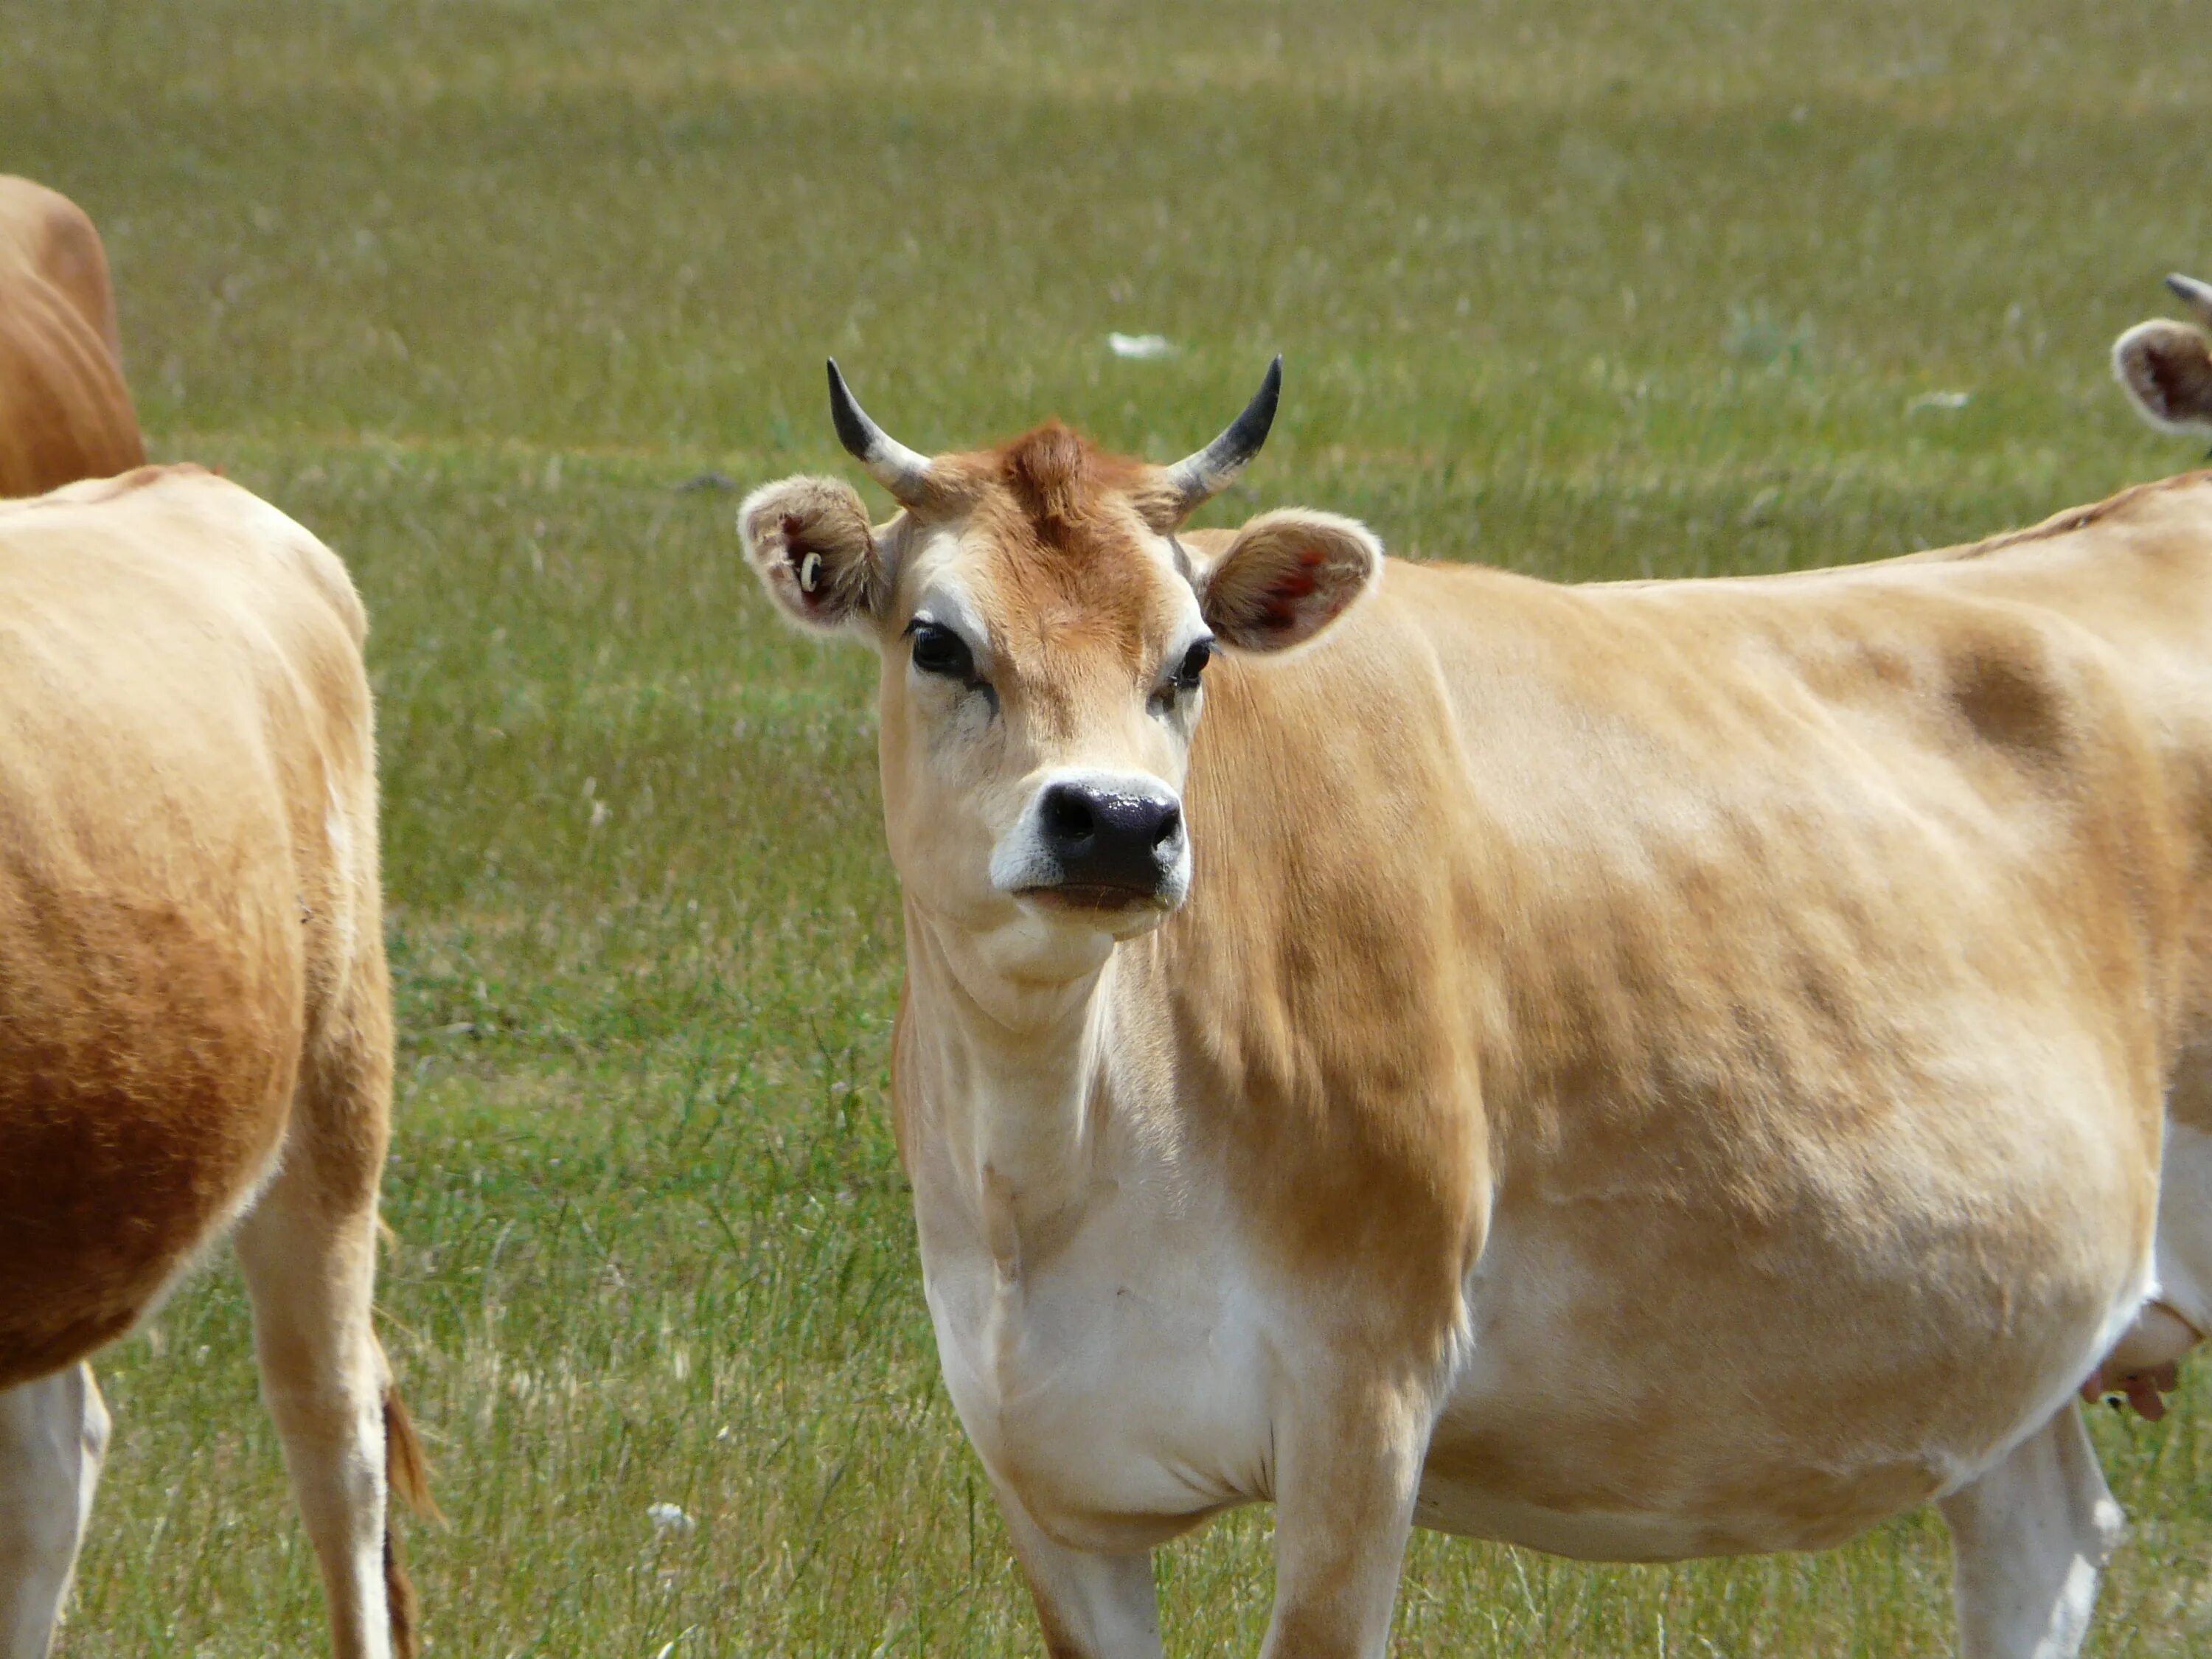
(908, 622, 975, 682)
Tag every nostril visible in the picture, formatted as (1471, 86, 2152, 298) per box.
(1153, 803, 1183, 849)
(1041, 785, 1096, 849)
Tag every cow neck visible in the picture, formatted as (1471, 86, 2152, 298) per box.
(900, 900, 1126, 1271)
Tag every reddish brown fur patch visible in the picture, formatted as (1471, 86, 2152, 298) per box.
(992, 422, 1150, 548)
(939, 423, 1170, 672)
(1002, 422, 1091, 535)
(1259, 565, 1324, 631)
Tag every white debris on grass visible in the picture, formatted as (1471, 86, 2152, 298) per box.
(1907, 389, 1972, 414)
(647, 1501, 696, 1536)
(1108, 332, 1176, 360)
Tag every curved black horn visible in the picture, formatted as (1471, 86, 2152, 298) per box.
(827, 360, 934, 504)
(1161, 357, 1282, 518)
(2167, 274, 2212, 330)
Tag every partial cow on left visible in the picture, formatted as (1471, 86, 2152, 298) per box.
(0, 467, 426, 1659)
(0, 177, 144, 498)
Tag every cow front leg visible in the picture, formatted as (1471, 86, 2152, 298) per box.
(994, 1482, 1163, 1659)
(1259, 1377, 1428, 1659)
(1937, 1404, 2124, 1659)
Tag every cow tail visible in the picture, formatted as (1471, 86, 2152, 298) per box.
(383, 1385, 439, 1658)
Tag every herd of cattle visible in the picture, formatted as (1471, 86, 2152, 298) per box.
(1, 173, 2211, 1659)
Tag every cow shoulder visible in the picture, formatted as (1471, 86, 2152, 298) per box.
(1166, 570, 1491, 1354)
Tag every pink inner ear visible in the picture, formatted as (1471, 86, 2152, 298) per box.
(1256, 550, 1332, 630)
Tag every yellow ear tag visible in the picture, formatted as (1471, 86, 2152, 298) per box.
(799, 552, 822, 594)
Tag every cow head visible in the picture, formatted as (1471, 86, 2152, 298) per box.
(2114, 274, 2212, 437)
(739, 361, 1378, 988)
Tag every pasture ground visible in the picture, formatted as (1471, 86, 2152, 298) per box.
(7, 0, 2212, 1652)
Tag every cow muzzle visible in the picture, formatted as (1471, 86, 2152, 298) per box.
(990, 771, 1191, 917)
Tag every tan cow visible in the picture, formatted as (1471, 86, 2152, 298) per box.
(0, 177, 144, 498)
(0, 467, 425, 1658)
(740, 363, 2209, 1658)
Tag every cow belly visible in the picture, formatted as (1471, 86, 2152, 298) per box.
(0, 1069, 292, 1385)
(1420, 1184, 2147, 1561)
(1411, 1484, 1765, 1563)
(0, 935, 299, 1386)
(1412, 1435, 1955, 1562)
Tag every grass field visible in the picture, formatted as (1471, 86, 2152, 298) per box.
(7, 0, 2212, 1652)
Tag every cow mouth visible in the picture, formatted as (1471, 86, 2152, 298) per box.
(1018, 883, 1168, 914)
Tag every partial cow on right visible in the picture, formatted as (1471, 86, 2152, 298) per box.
(2094, 271, 2212, 1417)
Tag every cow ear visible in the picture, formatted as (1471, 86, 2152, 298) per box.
(738, 476, 886, 634)
(1197, 509, 1380, 652)
(2113, 319, 2212, 435)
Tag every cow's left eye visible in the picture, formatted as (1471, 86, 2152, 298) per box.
(1152, 638, 1214, 717)
(908, 621, 976, 682)
(1172, 639, 1213, 692)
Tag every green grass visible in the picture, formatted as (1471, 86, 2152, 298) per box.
(6, 0, 2211, 1651)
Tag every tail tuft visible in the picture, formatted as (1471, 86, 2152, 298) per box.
(382, 1388, 439, 1659)
(383, 1523, 419, 1659)
(383, 1388, 439, 1520)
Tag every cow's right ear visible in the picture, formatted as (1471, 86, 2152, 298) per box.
(2113, 319, 2212, 436)
(738, 476, 886, 635)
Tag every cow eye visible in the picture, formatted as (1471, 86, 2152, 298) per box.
(1172, 639, 1214, 691)
(908, 620, 976, 682)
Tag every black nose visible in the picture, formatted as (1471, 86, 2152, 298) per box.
(1037, 781, 1184, 894)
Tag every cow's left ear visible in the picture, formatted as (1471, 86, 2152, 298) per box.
(1197, 509, 1380, 651)
(2114, 319, 2212, 435)
(738, 475, 887, 635)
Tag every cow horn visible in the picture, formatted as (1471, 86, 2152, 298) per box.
(827, 360, 935, 505)
(1159, 357, 1282, 519)
(2168, 274, 2212, 330)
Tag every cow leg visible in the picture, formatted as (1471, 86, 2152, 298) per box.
(1259, 1380, 1427, 1659)
(233, 1152, 404, 1659)
(0, 1363, 110, 1659)
(993, 1486, 1162, 1659)
(2150, 1119, 2211, 1358)
(1936, 1405, 2124, 1659)
(2079, 1119, 2211, 1416)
